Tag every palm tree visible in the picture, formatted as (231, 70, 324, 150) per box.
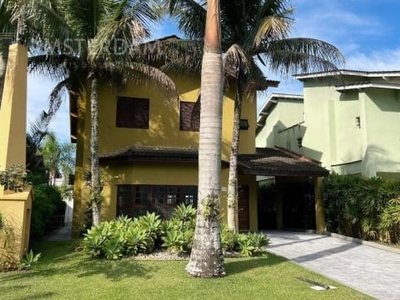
(185, 0, 226, 277)
(41, 132, 75, 186)
(9, 0, 176, 226)
(0, 0, 14, 106)
(165, 0, 345, 232)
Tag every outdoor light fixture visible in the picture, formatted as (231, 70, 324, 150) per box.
(239, 119, 250, 130)
(356, 116, 361, 128)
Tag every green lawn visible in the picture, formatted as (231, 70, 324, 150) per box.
(0, 241, 371, 300)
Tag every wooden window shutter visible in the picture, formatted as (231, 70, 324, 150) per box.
(116, 97, 149, 129)
(180, 101, 199, 131)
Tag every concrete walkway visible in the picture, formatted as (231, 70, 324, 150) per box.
(265, 231, 400, 300)
(46, 223, 73, 241)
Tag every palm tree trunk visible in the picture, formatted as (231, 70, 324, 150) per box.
(186, 0, 225, 278)
(90, 76, 101, 226)
(227, 84, 242, 233)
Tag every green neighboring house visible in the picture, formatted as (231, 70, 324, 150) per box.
(257, 70, 400, 179)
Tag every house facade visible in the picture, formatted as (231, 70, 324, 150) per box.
(257, 70, 400, 178)
(71, 73, 260, 234)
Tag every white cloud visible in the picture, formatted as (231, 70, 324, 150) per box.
(345, 49, 400, 71)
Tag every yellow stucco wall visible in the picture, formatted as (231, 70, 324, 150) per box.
(0, 43, 31, 260)
(0, 44, 27, 175)
(0, 187, 32, 260)
(72, 75, 258, 233)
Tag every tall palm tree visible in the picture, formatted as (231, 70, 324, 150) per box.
(0, 0, 14, 107)
(165, 0, 345, 232)
(9, 0, 176, 226)
(185, 0, 226, 277)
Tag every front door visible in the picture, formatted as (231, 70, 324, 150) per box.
(238, 185, 249, 230)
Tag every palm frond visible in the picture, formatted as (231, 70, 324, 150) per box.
(165, 0, 206, 39)
(9, 0, 74, 44)
(103, 60, 179, 102)
(260, 37, 345, 76)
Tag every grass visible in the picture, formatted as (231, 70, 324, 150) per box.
(0, 241, 371, 300)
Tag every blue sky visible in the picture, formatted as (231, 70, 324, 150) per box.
(26, 0, 400, 142)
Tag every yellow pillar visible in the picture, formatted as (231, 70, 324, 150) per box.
(314, 177, 325, 233)
(0, 43, 31, 260)
(0, 43, 28, 195)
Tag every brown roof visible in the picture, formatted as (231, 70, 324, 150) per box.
(238, 147, 329, 177)
(99, 145, 201, 163)
(100, 145, 328, 177)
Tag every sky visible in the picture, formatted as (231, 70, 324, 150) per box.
(25, 0, 400, 143)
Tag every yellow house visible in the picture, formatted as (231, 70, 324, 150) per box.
(70, 38, 329, 234)
(70, 69, 263, 234)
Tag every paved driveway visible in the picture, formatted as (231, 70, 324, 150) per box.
(264, 231, 400, 300)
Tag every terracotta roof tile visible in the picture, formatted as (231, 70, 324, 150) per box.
(100, 145, 328, 177)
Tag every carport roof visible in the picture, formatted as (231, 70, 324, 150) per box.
(238, 147, 329, 177)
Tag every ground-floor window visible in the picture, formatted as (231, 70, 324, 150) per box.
(117, 185, 198, 219)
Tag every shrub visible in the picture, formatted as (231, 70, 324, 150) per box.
(30, 184, 63, 241)
(323, 174, 400, 242)
(236, 232, 269, 257)
(220, 224, 236, 252)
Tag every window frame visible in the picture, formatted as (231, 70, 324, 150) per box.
(116, 96, 149, 129)
(117, 185, 198, 219)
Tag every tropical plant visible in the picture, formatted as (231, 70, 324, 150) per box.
(8, 0, 177, 227)
(30, 184, 64, 241)
(0, 164, 26, 192)
(19, 250, 41, 270)
(41, 132, 75, 186)
(165, 0, 344, 233)
(172, 203, 196, 225)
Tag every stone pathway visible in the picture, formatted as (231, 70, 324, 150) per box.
(265, 231, 400, 300)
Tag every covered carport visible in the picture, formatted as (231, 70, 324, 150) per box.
(238, 147, 329, 233)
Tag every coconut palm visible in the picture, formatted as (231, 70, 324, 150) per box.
(165, 0, 345, 232)
(184, 0, 226, 278)
(9, 0, 177, 226)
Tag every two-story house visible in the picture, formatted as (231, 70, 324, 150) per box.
(257, 70, 400, 178)
(69, 39, 330, 234)
(70, 69, 263, 234)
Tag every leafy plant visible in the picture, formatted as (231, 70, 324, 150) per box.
(0, 164, 27, 192)
(220, 224, 236, 252)
(162, 230, 185, 253)
(125, 226, 148, 256)
(236, 233, 269, 257)
(236, 234, 255, 257)
(19, 250, 41, 270)
(172, 204, 196, 225)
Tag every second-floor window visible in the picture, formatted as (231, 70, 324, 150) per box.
(180, 101, 200, 131)
(116, 97, 149, 129)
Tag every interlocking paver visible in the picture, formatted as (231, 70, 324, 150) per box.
(265, 231, 400, 300)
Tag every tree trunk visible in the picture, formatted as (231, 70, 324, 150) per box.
(186, 0, 225, 278)
(90, 76, 101, 226)
(227, 84, 242, 233)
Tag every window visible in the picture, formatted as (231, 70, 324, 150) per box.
(180, 101, 200, 131)
(117, 185, 198, 219)
(116, 97, 149, 129)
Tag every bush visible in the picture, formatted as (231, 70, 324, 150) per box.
(236, 232, 269, 257)
(30, 184, 64, 241)
(83, 205, 270, 260)
(323, 174, 400, 242)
